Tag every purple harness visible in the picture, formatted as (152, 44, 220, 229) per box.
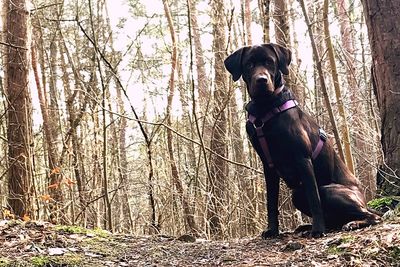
(247, 99, 326, 168)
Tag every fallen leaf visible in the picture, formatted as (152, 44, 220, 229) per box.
(50, 167, 61, 175)
(63, 178, 77, 187)
(48, 183, 59, 189)
(40, 194, 53, 202)
(22, 214, 30, 222)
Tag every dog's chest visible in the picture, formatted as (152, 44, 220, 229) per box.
(246, 120, 304, 187)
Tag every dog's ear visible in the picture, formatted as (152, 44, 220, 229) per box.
(224, 47, 249, 81)
(265, 43, 292, 75)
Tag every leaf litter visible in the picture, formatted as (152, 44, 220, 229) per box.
(0, 218, 399, 266)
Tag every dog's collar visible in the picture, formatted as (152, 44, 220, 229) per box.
(245, 86, 295, 119)
(273, 84, 284, 96)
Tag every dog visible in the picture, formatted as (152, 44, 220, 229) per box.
(224, 43, 380, 238)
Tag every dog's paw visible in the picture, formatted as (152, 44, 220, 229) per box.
(294, 224, 313, 234)
(261, 229, 279, 239)
(311, 230, 326, 238)
(342, 221, 359, 231)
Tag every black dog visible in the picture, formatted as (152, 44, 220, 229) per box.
(224, 43, 380, 238)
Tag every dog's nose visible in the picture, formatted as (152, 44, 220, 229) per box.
(255, 74, 269, 84)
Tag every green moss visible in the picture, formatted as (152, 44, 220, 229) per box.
(327, 245, 345, 255)
(55, 225, 87, 235)
(389, 246, 400, 262)
(89, 228, 110, 238)
(30, 254, 83, 267)
(55, 225, 109, 238)
(326, 235, 355, 255)
(340, 235, 355, 243)
(368, 197, 399, 210)
(82, 237, 120, 258)
(31, 256, 50, 267)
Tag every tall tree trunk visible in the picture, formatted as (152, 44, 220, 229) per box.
(362, 0, 400, 196)
(258, 0, 271, 43)
(6, 9, 34, 214)
(243, 0, 252, 45)
(103, 1, 134, 233)
(323, 0, 355, 174)
(273, 0, 290, 46)
(4, 0, 33, 218)
(337, 0, 358, 103)
(187, 0, 209, 108)
(31, 35, 64, 219)
(163, 0, 198, 234)
(207, 0, 228, 239)
(274, 0, 303, 102)
(57, 31, 91, 225)
(88, 0, 113, 232)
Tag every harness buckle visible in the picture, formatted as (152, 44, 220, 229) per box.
(252, 120, 264, 129)
(319, 128, 327, 142)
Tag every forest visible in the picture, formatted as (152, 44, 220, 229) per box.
(1, 0, 399, 244)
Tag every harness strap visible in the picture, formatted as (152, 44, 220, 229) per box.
(248, 99, 298, 168)
(255, 127, 274, 168)
(248, 100, 326, 168)
(312, 129, 327, 160)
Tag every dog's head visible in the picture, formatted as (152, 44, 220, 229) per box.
(224, 43, 292, 99)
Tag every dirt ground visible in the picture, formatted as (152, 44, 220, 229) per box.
(0, 218, 399, 266)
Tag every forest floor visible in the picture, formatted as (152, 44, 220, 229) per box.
(0, 217, 399, 267)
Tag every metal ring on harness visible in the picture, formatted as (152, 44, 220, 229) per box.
(253, 121, 264, 129)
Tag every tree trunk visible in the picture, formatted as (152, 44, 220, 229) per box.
(362, 0, 400, 196)
(323, 0, 355, 174)
(273, 0, 290, 46)
(31, 35, 65, 223)
(258, 0, 271, 43)
(187, 0, 209, 109)
(274, 0, 303, 102)
(163, 0, 198, 235)
(207, 0, 228, 239)
(337, 0, 358, 103)
(4, 0, 33, 218)
(104, 1, 134, 233)
(243, 0, 252, 45)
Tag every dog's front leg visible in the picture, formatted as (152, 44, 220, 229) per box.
(296, 158, 325, 237)
(262, 167, 280, 239)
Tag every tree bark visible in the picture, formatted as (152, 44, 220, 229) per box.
(323, 0, 355, 174)
(362, 0, 400, 196)
(31, 35, 64, 220)
(243, 0, 252, 45)
(188, 0, 209, 108)
(337, 0, 358, 103)
(4, 0, 34, 218)
(208, 0, 228, 239)
(258, 0, 271, 43)
(274, 0, 303, 102)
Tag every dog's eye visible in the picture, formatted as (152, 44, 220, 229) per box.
(245, 62, 254, 69)
(265, 58, 274, 65)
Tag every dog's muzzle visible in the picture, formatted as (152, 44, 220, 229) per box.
(255, 74, 270, 85)
(251, 73, 274, 96)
